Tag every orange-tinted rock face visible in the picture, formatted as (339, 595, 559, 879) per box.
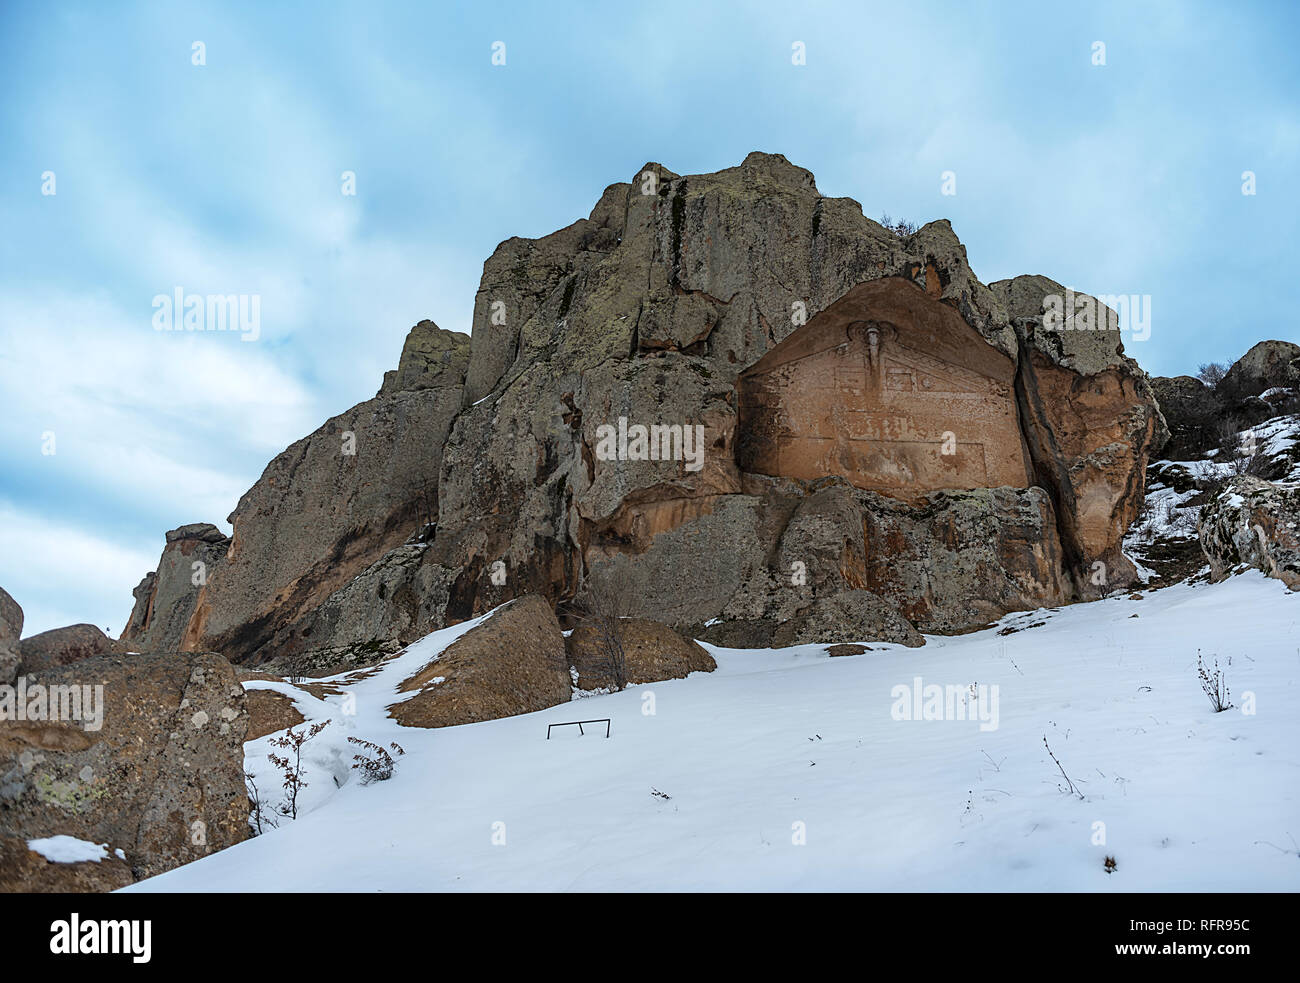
(737, 278, 1030, 500)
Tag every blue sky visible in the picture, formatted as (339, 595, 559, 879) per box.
(2, 0, 1297, 636)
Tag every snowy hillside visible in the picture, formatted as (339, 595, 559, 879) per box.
(119, 572, 1300, 893)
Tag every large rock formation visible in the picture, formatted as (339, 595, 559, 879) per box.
(123, 153, 1167, 665)
(0, 651, 249, 889)
(991, 274, 1166, 593)
(0, 587, 20, 685)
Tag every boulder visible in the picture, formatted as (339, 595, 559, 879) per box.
(1199, 476, 1300, 589)
(17, 624, 115, 674)
(1221, 340, 1300, 399)
(119, 523, 230, 654)
(0, 586, 20, 685)
(771, 590, 925, 647)
(566, 618, 716, 690)
(0, 651, 249, 888)
(388, 595, 570, 728)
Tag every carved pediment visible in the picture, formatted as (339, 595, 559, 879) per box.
(737, 277, 1030, 498)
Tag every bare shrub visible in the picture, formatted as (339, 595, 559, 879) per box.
(1197, 361, 1231, 387)
(879, 213, 918, 238)
(348, 737, 406, 784)
(267, 719, 331, 819)
(1196, 651, 1233, 712)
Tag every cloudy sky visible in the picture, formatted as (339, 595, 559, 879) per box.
(1, 0, 1297, 636)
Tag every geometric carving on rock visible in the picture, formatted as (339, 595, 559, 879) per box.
(738, 277, 1031, 499)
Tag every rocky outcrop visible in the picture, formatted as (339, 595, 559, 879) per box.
(120, 523, 230, 653)
(388, 595, 570, 728)
(123, 152, 1168, 662)
(17, 624, 116, 674)
(426, 156, 1160, 639)
(566, 618, 716, 690)
(379, 319, 472, 396)
(0, 651, 249, 888)
(1151, 343, 1300, 461)
(253, 544, 459, 678)
(1221, 341, 1300, 399)
(991, 275, 1166, 595)
(1149, 375, 1222, 460)
(1199, 476, 1300, 589)
(0, 587, 20, 685)
(183, 339, 468, 665)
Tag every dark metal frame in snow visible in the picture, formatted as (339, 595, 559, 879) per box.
(547, 718, 611, 739)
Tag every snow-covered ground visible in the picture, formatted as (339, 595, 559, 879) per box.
(125, 573, 1299, 892)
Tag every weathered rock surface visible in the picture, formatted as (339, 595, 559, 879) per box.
(1221, 340, 1300, 399)
(123, 152, 1169, 662)
(120, 523, 230, 654)
(1199, 476, 1300, 589)
(0, 586, 20, 685)
(566, 618, 715, 690)
(185, 367, 467, 666)
(770, 590, 925, 648)
(0, 651, 249, 888)
(380, 318, 472, 396)
(17, 624, 116, 674)
(388, 595, 570, 728)
(1150, 375, 1222, 460)
(593, 477, 1067, 644)
(992, 275, 1166, 594)
(253, 544, 459, 679)
(244, 688, 305, 741)
(1151, 343, 1300, 461)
